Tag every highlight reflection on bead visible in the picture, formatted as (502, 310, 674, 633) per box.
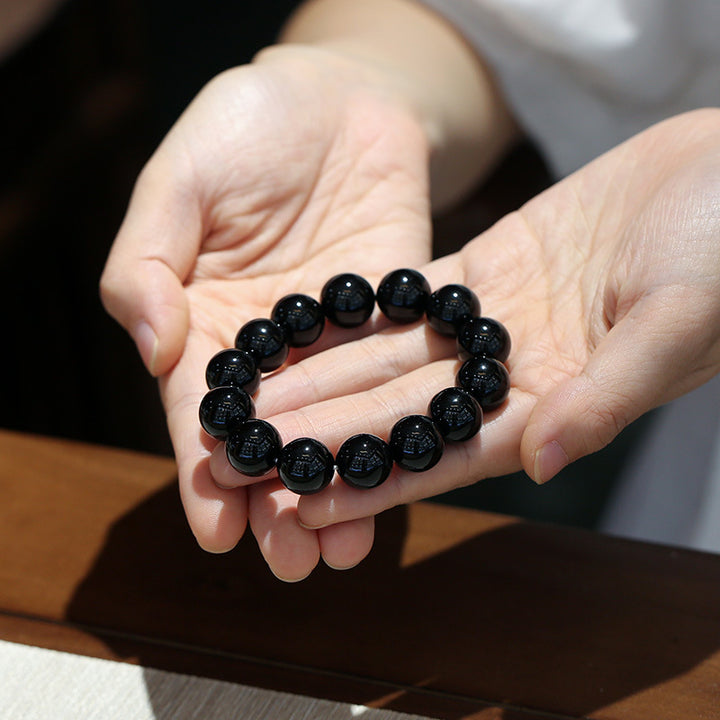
(205, 348, 260, 395)
(235, 318, 288, 372)
(278, 437, 335, 494)
(271, 293, 325, 347)
(457, 316, 511, 363)
(376, 268, 430, 324)
(336, 433, 393, 489)
(428, 387, 482, 442)
(199, 386, 255, 439)
(389, 415, 444, 472)
(456, 357, 510, 411)
(321, 273, 375, 328)
(426, 284, 480, 336)
(226, 419, 281, 476)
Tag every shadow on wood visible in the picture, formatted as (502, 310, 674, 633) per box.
(65, 481, 720, 719)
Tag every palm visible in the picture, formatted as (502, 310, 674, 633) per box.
(154, 49, 432, 573)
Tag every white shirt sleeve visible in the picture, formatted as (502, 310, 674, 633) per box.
(417, 0, 720, 176)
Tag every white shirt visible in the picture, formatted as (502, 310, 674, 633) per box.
(419, 0, 720, 177)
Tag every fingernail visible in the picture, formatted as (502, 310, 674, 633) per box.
(134, 321, 159, 375)
(533, 440, 569, 484)
(214, 480, 239, 490)
(195, 537, 237, 554)
(269, 568, 312, 583)
(297, 518, 327, 530)
(323, 558, 359, 571)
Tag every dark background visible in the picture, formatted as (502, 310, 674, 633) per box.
(0, 0, 298, 456)
(0, 0, 644, 528)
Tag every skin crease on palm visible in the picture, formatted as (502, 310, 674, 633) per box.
(102, 42, 720, 581)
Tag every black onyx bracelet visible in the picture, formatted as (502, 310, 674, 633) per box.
(199, 269, 511, 495)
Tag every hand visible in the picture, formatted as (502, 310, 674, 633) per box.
(100, 44, 433, 579)
(238, 109, 720, 543)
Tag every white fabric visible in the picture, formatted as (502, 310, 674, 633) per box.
(418, 0, 720, 177)
(601, 375, 720, 552)
(417, 0, 720, 552)
(0, 639, 427, 720)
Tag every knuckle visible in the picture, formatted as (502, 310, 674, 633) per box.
(98, 267, 122, 315)
(585, 392, 632, 449)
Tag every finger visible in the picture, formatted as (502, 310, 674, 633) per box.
(263, 322, 456, 417)
(259, 254, 467, 416)
(318, 516, 375, 570)
(179, 450, 250, 554)
(209, 441, 258, 489)
(520, 290, 714, 484)
(206, 340, 455, 492)
(204, 334, 468, 520)
(248, 479, 321, 582)
(206, 327, 451, 492)
(293, 384, 533, 529)
(161, 337, 249, 552)
(100, 152, 201, 376)
(284, 312, 392, 364)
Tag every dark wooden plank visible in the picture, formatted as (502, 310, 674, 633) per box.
(0, 607, 557, 720)
(1, 430, 719, 719)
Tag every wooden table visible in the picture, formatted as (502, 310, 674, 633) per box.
(1, 429, 719, 719)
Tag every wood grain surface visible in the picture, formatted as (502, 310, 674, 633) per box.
(1, 429, 719, 719)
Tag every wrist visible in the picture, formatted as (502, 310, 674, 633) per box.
(255, 40, 432, 148)
(274, 0, 519, 210)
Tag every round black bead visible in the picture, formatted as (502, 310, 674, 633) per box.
(226, 419, 281, 476)
(271, 293, 325, 347)
(278, 438, 335, 495)
(320, 273, 375, 328)
(389, 415, 444, 472)
(336, 433, 393, 489)
(205, 348, 260, 395)
(456, 357, 510, 411)
(457, 316, 511, 363)
(376, 268, 431, 324)
(426, 284, 480, 336)
(199, 386, 255, 439)
(234, 318, 288, 372)
(428, 387, 482, 442)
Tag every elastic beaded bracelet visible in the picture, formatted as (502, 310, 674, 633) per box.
(198, 268, 511, 495)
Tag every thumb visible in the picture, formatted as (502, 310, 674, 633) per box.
(521, 293, 710, 484)
(100, 157, 201, 376)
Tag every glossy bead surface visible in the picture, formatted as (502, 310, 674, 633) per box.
(389, 415, 444, 472)
(428, 387, 482, 442)
(457, 316, 511, 363)
(321, 273, 375, 327)
(376, 269, 431, 324)
(205, 348, 260, 395)
(234, 318, 288, 372)
(336, 433, 393, 489)
(456, 357, 510, 411)
(199, 386, 255, 439)
(426, 284, 480, 336)
(278, 438, 335, 495)
(271, 293, 325, 347)
(226, 419, 281, 476)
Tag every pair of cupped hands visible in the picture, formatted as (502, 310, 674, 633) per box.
(101, 45, 720, 581)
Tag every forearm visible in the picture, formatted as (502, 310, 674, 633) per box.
(278, 0, 520, 210)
